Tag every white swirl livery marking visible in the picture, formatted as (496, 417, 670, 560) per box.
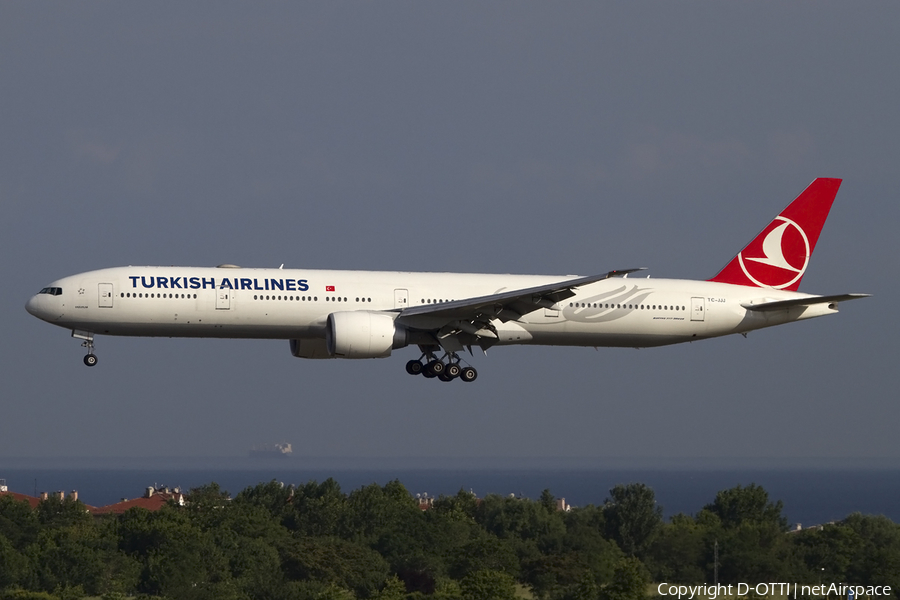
(738, 216, 809, 289)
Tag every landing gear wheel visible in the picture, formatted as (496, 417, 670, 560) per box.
(83, 354, 98, 367)
(406, 360, 424, 375)
(446, 363, 461, 378)
(459, 366, 477, 382)
(438, 372, 455, 382)
(426, 360, 445, 376)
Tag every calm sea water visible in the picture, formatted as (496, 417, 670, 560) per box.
(2, 463, 897, 527)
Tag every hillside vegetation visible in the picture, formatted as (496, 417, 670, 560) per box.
(0, 480, 897, 600)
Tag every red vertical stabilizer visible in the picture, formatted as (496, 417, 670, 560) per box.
(708, 178, 842, 291)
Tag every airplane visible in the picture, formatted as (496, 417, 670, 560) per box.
(26, 178, 868, 382)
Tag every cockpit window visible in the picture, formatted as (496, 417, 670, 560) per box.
(38, 287, 62, 296)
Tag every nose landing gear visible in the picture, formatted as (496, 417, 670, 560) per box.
(405, 352, 477, 382)
(72, 330, 98, 367)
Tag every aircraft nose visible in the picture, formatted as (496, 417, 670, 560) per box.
(25, 295, 39, 316)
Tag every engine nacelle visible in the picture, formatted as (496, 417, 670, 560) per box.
(289, 338, 333, 359)
(325, 311, 408, 359)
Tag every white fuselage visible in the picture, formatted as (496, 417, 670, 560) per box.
(26, 265, 835, 350)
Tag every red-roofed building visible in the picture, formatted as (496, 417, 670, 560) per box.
(0, 490, 42, 509)
(0, 482, 94, 511)
(0, 479, 182, 515)
(90, 486, 185, 516)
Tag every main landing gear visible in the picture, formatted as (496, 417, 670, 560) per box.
(73, 330, 98, 367)
(406, 352, 477, 383)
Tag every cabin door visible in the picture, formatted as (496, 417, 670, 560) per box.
(216, 289, 231, 310)
(394, 289, 409, 309)
(98, 283, 114, 308)
(691, 297, 705, 321)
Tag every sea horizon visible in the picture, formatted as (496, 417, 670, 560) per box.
(3, 455, 899, 471)
(2, 456, 898, 528)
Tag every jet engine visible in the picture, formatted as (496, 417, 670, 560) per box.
(289, 338, 333, 359)
(325, 311, 408, 358)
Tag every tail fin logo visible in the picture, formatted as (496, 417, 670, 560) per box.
(737, 216, 809, 289)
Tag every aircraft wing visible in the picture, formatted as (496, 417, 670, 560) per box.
(741, 293, 871, 312)
(396, 268, 646, 351)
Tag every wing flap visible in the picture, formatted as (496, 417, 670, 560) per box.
(741, 293, 871, 312)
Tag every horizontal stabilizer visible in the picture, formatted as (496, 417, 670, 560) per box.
(741, 293, 871, 312)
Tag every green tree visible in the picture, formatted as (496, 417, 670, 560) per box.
(117, 506, 231, 596)
(0, 590, 61, 600)
(703, 484, 787, 530)
(523, 551, 594, 599)
(432, 489, 479, 521)
(696, 484, 805, 582)
(449, 534, 520, 579)
(603, 484, 663, 557)
(32, 526, 109, 595)
(563, 504, 623, 584)
(371, 575, 407, 600)
(283, 478, 348, 537)
(34, 497, 91, 530)
(343, 480, 422, 542)
(646, 513, 707, 583)
(841, 514, 900, 592)
(279, 536, 390, 598)
(475, 493, 567, 557)
(0, 496, 40, 550)
(540, 489, 558, 512)
(599, 557, 648, 600)
(232, 480, 295, 524)
(793, 521, 864, 582)
(0, 533, 32, 590)
(459, 569, 517, 600)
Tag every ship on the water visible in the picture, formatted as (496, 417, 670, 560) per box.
(248, 442, 292, 458)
